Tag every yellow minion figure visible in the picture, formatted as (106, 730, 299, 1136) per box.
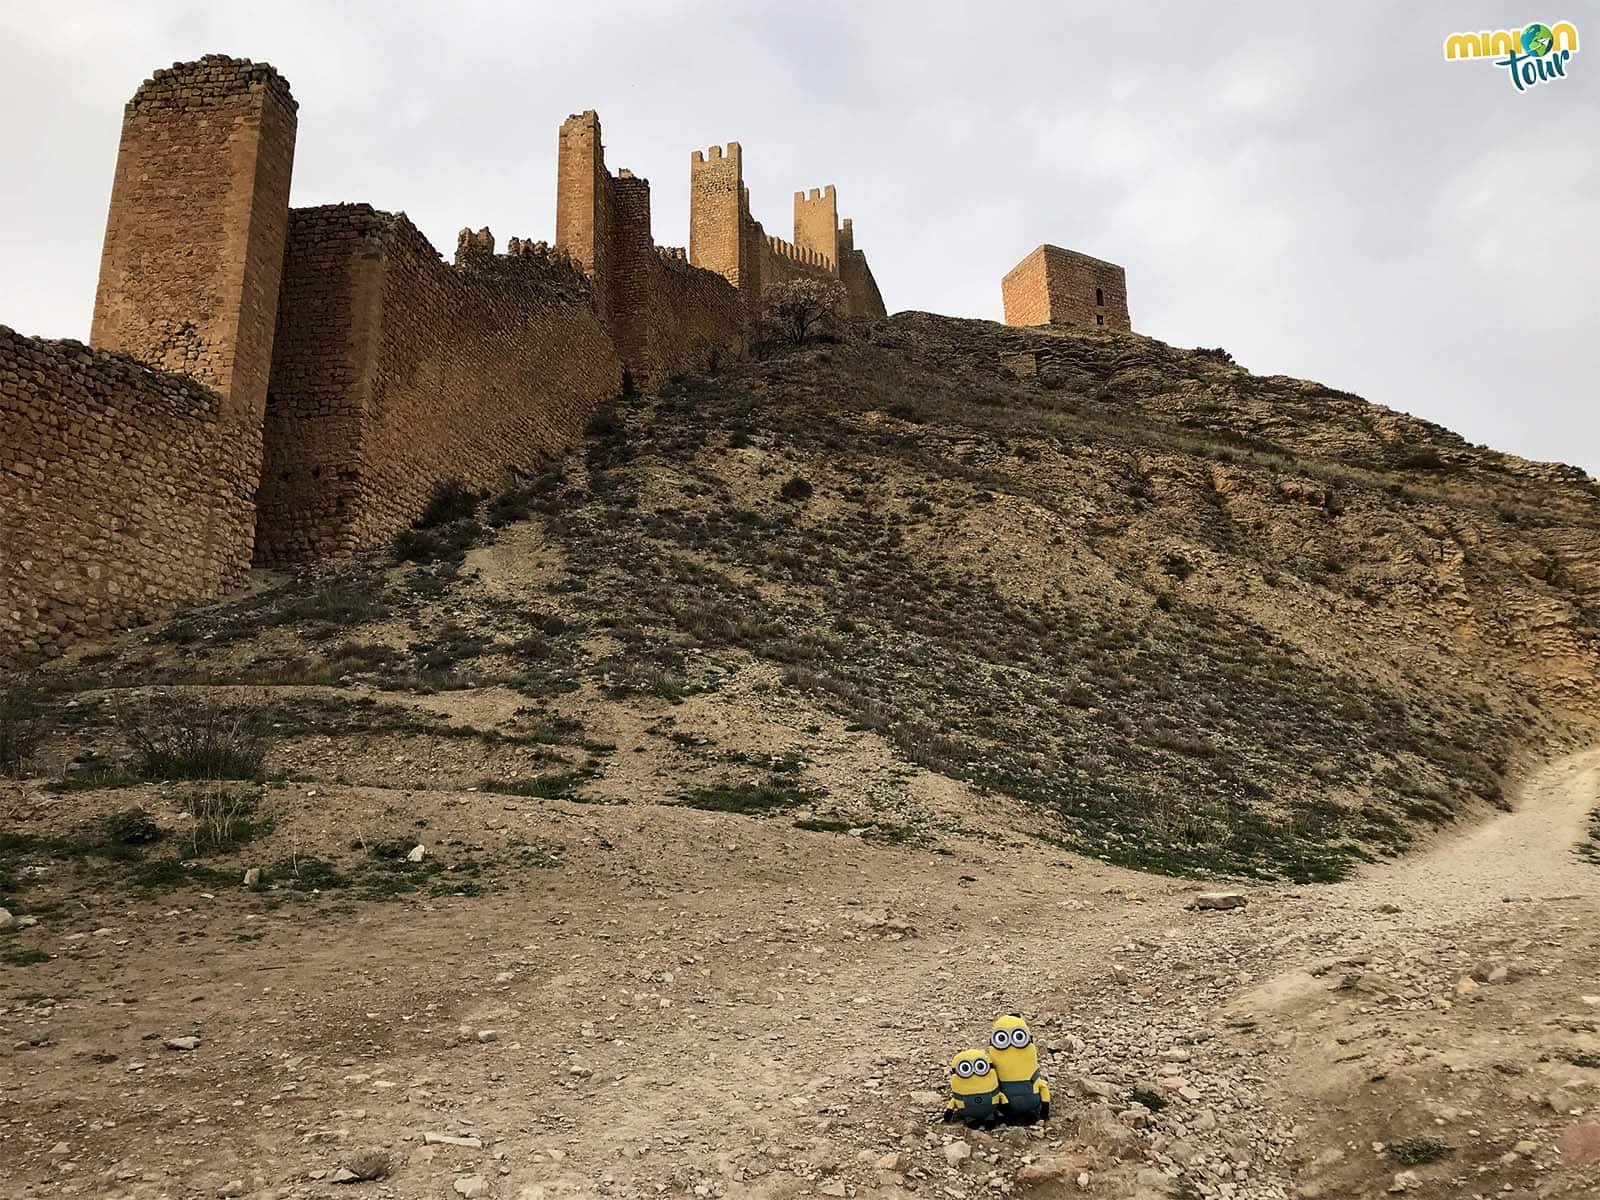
(943, 1048, 1008, 1127)
(989, 1013, 1051, 1123)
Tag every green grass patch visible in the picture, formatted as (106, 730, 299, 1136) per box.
(1579, 808, 1600, 867)
(479, 771, 592, 800)
(3, 947, 50, 967)
(794, 817, 852, 833)
(679, 782, 813, 814)
(269, 856, 351, 891)
(125, 858, 240, 891)
(1388, 1137, 1451, 1166)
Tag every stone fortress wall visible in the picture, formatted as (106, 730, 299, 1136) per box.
(0, 328, 262, 665)
(555, 111, 746, 384)
(0, 54, 893, 666)
(4, 57, 295, 666)
(252, 208, 622, 563)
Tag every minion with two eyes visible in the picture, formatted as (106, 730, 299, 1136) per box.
(988, 1013, 1051, 1124)
(943, 1048, 1008, 1127)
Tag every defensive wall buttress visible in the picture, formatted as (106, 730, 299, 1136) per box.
(0, 55, 888, 667)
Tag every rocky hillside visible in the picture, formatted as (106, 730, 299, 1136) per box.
(12, 312, 1598, 885)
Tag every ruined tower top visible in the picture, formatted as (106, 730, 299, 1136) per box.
(91, 54, 298, 421)
(127, 54, 297, 115)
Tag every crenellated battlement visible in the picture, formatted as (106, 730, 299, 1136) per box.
(765, 233, 832, 272)
(691, 142, 743, 165)
(687, 139, 880, 319)
(793, 183, 839, 272)
(455, 225, 495, 264)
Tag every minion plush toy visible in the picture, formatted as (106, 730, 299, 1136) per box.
(943, 1048, 1008, 1127)
(989, 1013, 1051, 1123)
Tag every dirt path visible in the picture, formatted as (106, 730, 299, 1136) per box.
(1325, 748, 1600, 926)
(4, 757, 1598, 1200)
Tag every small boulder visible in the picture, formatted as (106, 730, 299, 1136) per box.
(165, 1036, 201, 1052)
(1191, 892, 1247, 911)
(242, 868, 260, 887)
(1076, 1104, 1143, 1160)
(454, 1175, 489, 1199)
(944, 1141, 972, 1166)
(1015, 1155, 1088, 1186)
(0, 908, 15, 930)
(407, 845, 427, 863)
(340, 1150, 392, 1181)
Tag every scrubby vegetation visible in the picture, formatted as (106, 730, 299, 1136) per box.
(0, 677, 45, 776)
(9, 312, 1598, 891)
(127, 698, 268, 781)
(1388, 1137, 1452, 1166)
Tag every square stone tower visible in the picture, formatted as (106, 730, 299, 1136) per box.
(90, 55, 298, 421)
(793, 184, 838, 269)
(1002, 244, 1130, 331)
(689, 144, 746, 287)
(556, 110, 614, 327)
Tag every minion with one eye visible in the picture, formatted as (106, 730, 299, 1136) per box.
(988, 1013, 1051, 1123)
(943, 1048, 1008, 1127)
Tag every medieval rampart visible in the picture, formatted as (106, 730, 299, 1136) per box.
(255, 207, 621, 562)
(0, 327, 260, 666)
(557, 114, 745, 382)
(1, 53, 893, 664)
(688, 146, 887, 320)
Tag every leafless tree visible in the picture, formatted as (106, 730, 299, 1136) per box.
(762, 277, 849, 346)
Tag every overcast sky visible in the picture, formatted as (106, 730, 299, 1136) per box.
(0, 2, 1594, 471)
